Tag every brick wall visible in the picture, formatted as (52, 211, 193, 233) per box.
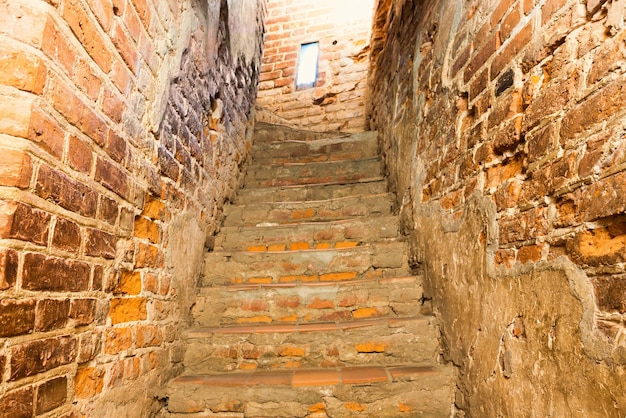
(256, 0, 375, 132)
(0, 0, 264, 416)
(369, 0, 626, 414)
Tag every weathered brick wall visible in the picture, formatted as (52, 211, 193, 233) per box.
(0, 0, 264, 416)
(369, 0, 626, 415)
(256, 0, 375, 132)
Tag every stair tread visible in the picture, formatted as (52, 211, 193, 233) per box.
(208, 241, 404, 256)
(240, 175, 386, 192)
(219, 214, 398, 231)
(227, 191, 393, 208)
(173, 364, 445, 387)
(188, 316, 427, 336)
(223, 193, 393, 227)
(247, 155, 381, 169)
(198, 275, 418, 292)
(234, 177, 387, 204)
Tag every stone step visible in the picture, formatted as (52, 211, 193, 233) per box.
(183, 316, 439, 373)
(164, 364, 454, 417)
(192, 276, 424, 327)
(251, 122, 347, 144)
(215, 216, 399, 252)
(202, 243, 410, 286)
(243, 157, 383, 188)
(234, 178, 387, 204)
(250, 131, 378, 164)
(222, 193, 393, 227)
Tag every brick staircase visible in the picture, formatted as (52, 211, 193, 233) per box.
(162, 127, 455, 417)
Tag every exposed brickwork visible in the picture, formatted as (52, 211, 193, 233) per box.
(369, 0, 626, 414)
(0, 0, 264, 415)
(256, 0, 375, 132)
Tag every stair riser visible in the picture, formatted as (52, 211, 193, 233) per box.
(251, 132, 378, 164)
(166, 376, 454, 417)
(192, 279, 424, 326)
(215, 217, 399, 252)
(223, 194, 393, 227)
(203, 244, 410, 286)
(235, 180, 387, 204)
(244, 158, 383, 188)
(183, 321, 439, 373)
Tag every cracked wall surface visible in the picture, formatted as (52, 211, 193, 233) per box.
(368, 0, 626, 415)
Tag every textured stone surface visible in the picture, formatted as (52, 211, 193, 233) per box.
(368, 0, 626, 413)
(0, 0, 264, 415)
(161, 126, 455, 416)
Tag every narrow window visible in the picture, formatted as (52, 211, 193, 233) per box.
(296, 42, 319, 89)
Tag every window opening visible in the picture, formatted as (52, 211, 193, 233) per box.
(296, 42, 319, 89)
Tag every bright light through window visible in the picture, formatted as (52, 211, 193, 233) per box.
(296, 42, 319, 89)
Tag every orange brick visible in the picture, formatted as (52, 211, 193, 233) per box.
(0, 44, 47, 94)
(248, 277, 273, 284)
(345, 402, 367, 412)
(289, 241, 311, 250)
(307, 297, 334, 309)
(241, 299, 269, 312)
(279, 274, 318, 282)
(335, 241, 359, 249)
(279, 314, 298, 322)
(123, 356, 140, 379)
(111, 22, 139, 73)
(109, 298, 147, 324)
(236, 316, 272, 324)
(148, 351, 160, 370)
(68, 135, 94, 174)
(399, 403, 415, 412)
(239, 362, 258, 370)
(292, 208, 314, 219)
(246, 245, 267, 252)
(0, 148, 32, 189)
(315, 242, 332, 249)
(159, 275, 171, 296)
(29, 107, 65, 160)
(352, 307, 381, 319)
(118, 270, 141, 295)
(136, 324, 162, 348)
(276, 295, 300, 308)
(105, 327, 133, 354)
(309, 402, 326, 413)
(41, 18, 76, 74)
(143, 272, 159, 293)
(320, 272, 358, 282)
(279, 346, 306, 357)
(284, 360, 302, 368)
(135, 242, 162, 268)
(87, 0, 114, 31)
(142, 194, 167, 220)
(268, 244, 286, 251)
(74, 367, 104, 398)
(517, 244, 543, 264)
(355, 342, 387, 353)
(134, 216, 159, 243)
(74, 57, 101, 100)
(0, 2, 48, 47)
(63, 1, 113, 72)
(0, 94, 33, 138)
